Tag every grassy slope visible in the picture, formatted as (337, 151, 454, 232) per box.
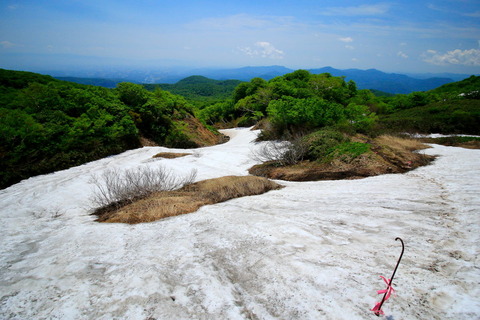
(144, 76, 242, 108)
(380, 99, 480, 134)
(379, 75, 480, 134)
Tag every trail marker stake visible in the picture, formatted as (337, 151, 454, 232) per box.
(371, 237, 405, 316)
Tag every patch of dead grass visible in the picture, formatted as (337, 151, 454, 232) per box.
(376, 135, 430, 152)
(94, 176, 283, 224)
(153, 152, 191, 159)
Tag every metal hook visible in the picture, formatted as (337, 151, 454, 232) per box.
(375, 237, 405, 317)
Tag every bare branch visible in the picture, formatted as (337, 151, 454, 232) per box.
(89, 165, 197, 210)
(251, 136, 308, 166)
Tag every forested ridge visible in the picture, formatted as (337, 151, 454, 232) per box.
(0, 69, 223, 189)
(144, 76, 242, 108)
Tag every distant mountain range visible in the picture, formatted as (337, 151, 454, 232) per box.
(309, 67, 454, 94)
(50, 65, 477, 94)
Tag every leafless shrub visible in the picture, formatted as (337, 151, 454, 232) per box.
(89, 165, 197, 210)
(251, 136, 309, 166)
(251, 141, 288, 163)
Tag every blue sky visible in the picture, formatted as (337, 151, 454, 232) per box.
(1, 0, 479, 74)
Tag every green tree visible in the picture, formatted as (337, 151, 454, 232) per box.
(116, 82, 149, 108)
(266, 96, 344, 129)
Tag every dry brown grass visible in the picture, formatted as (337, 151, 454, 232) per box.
(95, 176, 283, 224)
(372, 135, 433, 169)
(375, 135, 430, 152)
(152, 152, 192, 159)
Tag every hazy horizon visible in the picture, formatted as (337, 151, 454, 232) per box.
(1, 1, 479, 75)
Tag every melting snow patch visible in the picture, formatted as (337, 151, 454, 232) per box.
(0, 128, 479, 319)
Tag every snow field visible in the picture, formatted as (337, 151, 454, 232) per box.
(0, 128, 479, 319)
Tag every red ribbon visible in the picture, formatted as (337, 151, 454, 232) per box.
(371, 276, 395, 315)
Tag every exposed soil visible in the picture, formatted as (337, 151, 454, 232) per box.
(180, 115, 230, 147)
(249, 135, 436, 181)
(139, 136, 159, 147)
(139, 115, 229, 147)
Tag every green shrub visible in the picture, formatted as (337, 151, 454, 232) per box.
(164, 121, 198, 148)
(304, 129, 348, 160)
(303, 129, 370, 163)
(328, 141, 371, 162)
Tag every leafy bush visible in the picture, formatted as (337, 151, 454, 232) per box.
(303, 129, 370, 163)
(197, 100, 236, 125)
(164, 121, 198, 148)
(267, 96, 345, 129)
(328, 141, 371, 162)
(304, 129, 348, 160)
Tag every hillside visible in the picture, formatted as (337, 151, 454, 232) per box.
(144, 76, 242, 107)
(430, 75, 480, 97)
(378, 75, 480, 134)
(0, 69, 225, 189)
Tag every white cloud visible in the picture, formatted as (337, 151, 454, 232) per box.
(0, 41, 15, 48)
(339, 37, 354, 49)
(189, 14, 292, 31)
(322, 4, 390, 16)
(240, 41, 284, 59)
(464, 11, 480, 17)
(427, 4, 446, 13)
(397, 51, 408, 59)
(339, 37, 353, 43)
(423, 48, 480, 66)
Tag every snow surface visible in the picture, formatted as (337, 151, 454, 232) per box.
(0, 127, 479, 320)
